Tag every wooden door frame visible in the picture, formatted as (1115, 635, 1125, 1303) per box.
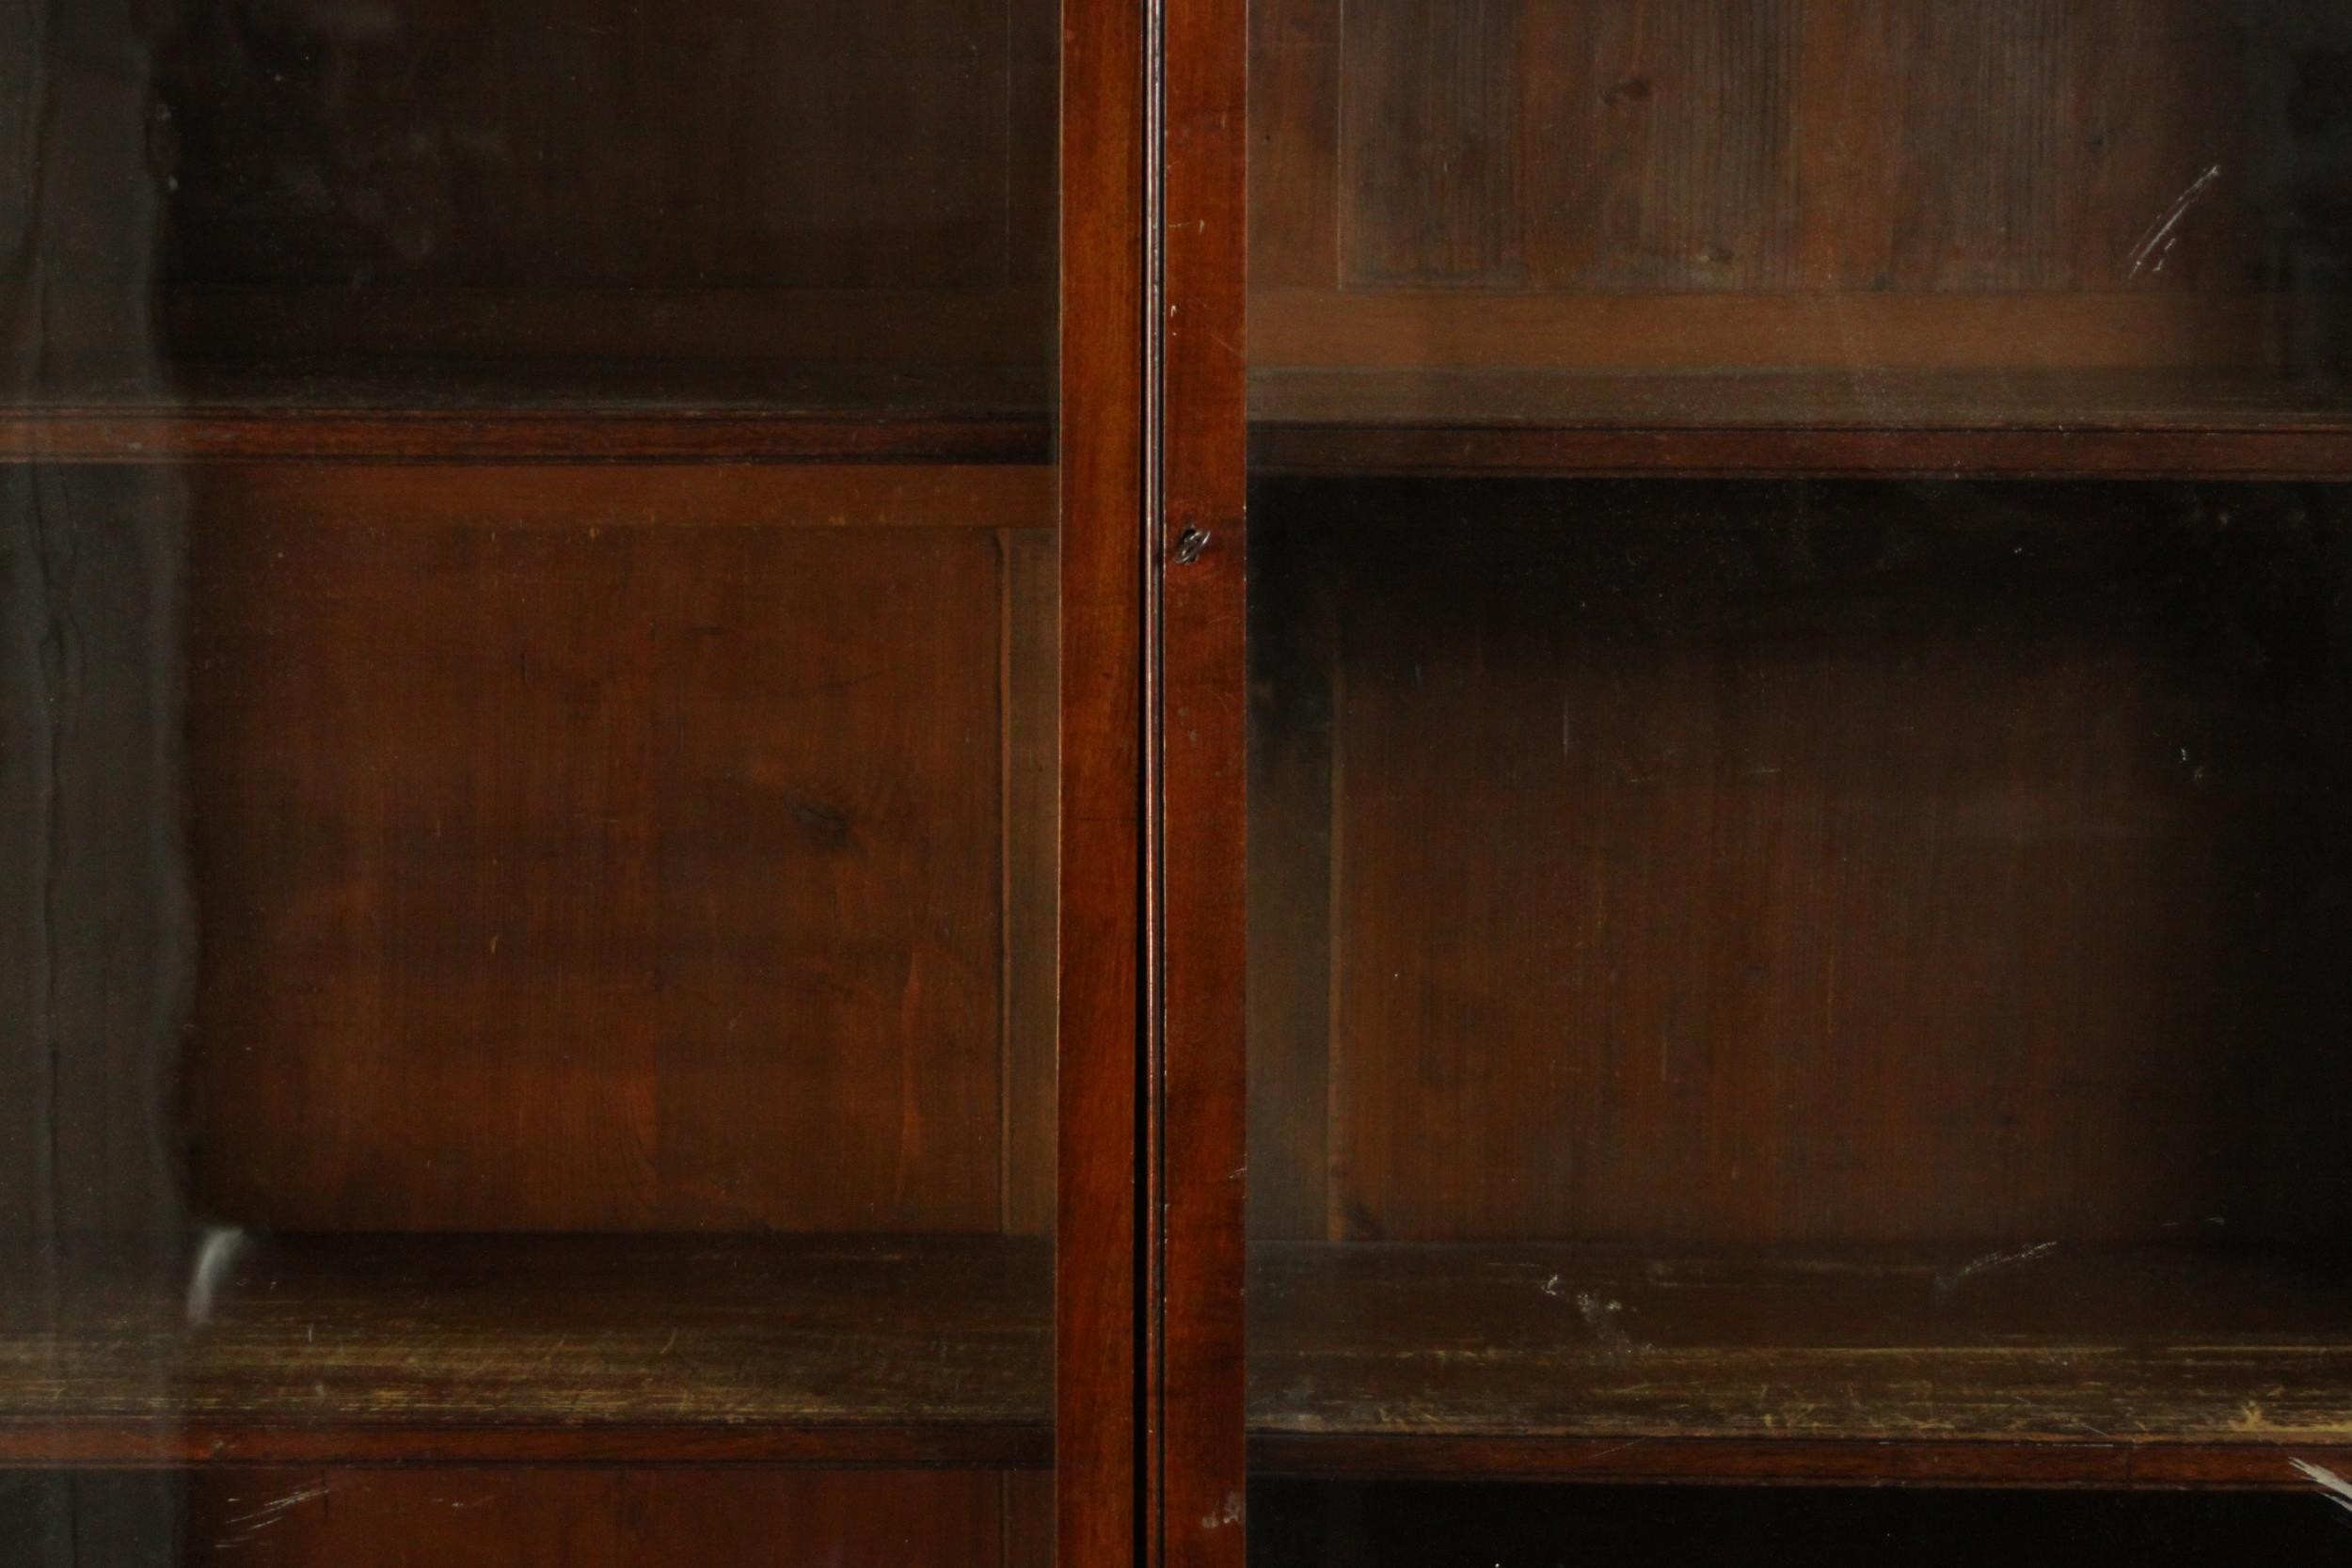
(1151, 0, 1251, 1562)
(1058, 0, 1157, 1563)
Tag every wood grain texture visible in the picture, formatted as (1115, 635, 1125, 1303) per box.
(0, 359, 1054, 464)
(1248, 0, 1341, 292)
(1250, 291, 2284, 373)
(1003, 530, 1060, 1238)
(0, 1235, 1049, 1466)
(156, 0, 1041, 293)
(1205, 0, 2352, 1521)
(1248, 1243, 2352, 1481)
(181, 464, 1055, 531)
(0, 1470, 1052, 1567)
(1057, 0, 1149, 1558)
(1243, 548, 1335, 1243)
(1249, 369, 2352, 478)
(1813, 2, 2245, 294)
(5, 2, 1132, 1558)
(18, 0, 1059, 383)
(1339, 1, 1527, 287)
(147, 288, 1053, 373)
(138, 0, 1055, 377)
(1001, 1467, 1057, 1567)
(1248, 0, 2312, 385)
(1272, 0, 2254, 292)
(183, 1470, 1045, 1567)
(2, 409, 1049, 465)
(183, 503, 1012, 1233)
(1159, 0, 1253, 1557)
(1508, 2, 1802, 293)
(1248, 481, 2352, 1246)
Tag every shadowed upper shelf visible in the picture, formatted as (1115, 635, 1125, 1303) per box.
(1249, 371, 2352, 479)
(0, 1234, 1051, 1467)
(0, 362, 1051, 465)
(1248, 1243, 2352, 1487)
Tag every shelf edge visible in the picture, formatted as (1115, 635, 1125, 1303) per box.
(0, 1419, 1056, 1471)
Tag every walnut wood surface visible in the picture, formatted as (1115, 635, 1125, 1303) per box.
(1056, 0, 1150, 1556)
(1280, 1, 2246, 296)
(187, 1471, 1049, 1567)
(1161, 0, 2352, 1532)
(25, 0, 1059, 384)
(0, 1235, 1050, 1466)
(155, 3, 1053, 295)
(0, 364, 1051, 464)
(1250, 293, 2287, 374)
(0, 1470, 1052, 1566)
(1248, 1243, 2352, 1484)
(6, 1470, 1053, 1567)
(1250, 369, 2352, 477)
(1236, 479, 2352, 1497)
(1247, 481, 2352, 1249)
(2, 0, 1165, 1560)
(1159, 0, 1255, 1560)
(182, 463, 1057, 531)
(1245, 0, 2344, 389)
(181, 496, 1041, 1233)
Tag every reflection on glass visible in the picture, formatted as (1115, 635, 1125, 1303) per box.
(5, 1, 1060, 1560)
(1242, 6, 2352, 1540)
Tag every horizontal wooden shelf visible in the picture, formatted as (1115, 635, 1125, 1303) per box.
(1249, 370, 2352, 479)
(0, 362, 1050, 465)
(1248, 1243, 2352, 1487)
(175, 461, 1059, 531)
(0, 1233, 1050, 1467)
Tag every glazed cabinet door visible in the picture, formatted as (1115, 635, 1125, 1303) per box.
(1, 0, 1142, 1561)
(1158, 2, 2352, 1563)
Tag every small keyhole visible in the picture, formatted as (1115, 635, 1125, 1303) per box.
(1172, 525, 1211, 564)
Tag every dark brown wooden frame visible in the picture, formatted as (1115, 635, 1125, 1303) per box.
(1153, 0, 1252, 1563)
(1059, 0, 1153, 1560)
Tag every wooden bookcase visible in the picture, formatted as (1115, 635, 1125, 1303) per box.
(1157, 2, 2352, 1563)
(18, 0, 2352, 1560)
(0, 2, 1144, 1563)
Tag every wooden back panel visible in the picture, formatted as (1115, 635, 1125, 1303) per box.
(1250, 0, 2351, 374)
(1248, 480, 2352, 1245)
(26, 0, 1059, 374)
(159, 0, 1051, 294)
(180, 468, 1057, 1234)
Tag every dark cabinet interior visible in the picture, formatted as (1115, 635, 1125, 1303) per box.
(13, 0, 1057, 451)
(1248, 1481, 2352, 1566)
(16, 0, 2352, 1559)
(1246, 2, 2352, 477)
(1199, 0, 2352, 1557)
(1246, 479, 2352, 1478)
(3, 1, 1089, 1561)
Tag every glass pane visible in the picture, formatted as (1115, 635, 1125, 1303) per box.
(4, 2, 1058, 1561)
(8, 0, 1053, 432)
(1246, 1, 2352, 471)
(1246, 478, 2352, 1495)
(1243, 0, 2352, 1537)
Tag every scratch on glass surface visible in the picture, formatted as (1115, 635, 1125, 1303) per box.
(2127, 164, 2223, 279)
(2292, 1458, 2352, 1514)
